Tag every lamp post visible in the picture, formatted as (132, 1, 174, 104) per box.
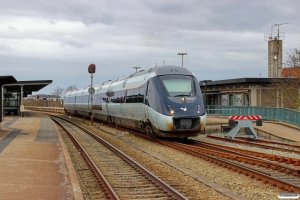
(177, 53, 187, 66)
(133, 66, 140, 73)
(203, 80, 212, 109)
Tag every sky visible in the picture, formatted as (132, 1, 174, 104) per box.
(1, 0, 300, 95)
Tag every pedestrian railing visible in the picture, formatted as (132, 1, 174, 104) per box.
(206, 105, 300, 127)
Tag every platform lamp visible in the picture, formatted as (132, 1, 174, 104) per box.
(133, 66, 140, 73)
(88, 63, 96, 125)
(177, 53, 187, 67)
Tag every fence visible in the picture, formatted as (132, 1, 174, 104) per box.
(23, 98, 63, 108)
(206, 105, 300, 127)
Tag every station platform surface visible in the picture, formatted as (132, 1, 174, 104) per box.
(0, 111, 83, 200)
(207, 116, 300, 142)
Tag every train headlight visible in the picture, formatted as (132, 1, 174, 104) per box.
(197, 104, 201, 113)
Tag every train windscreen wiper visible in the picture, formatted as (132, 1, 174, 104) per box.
(173, 94, 190, 97)
(173, 91, 192, 97)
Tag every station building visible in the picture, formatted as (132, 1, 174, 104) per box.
(199, 77, 299, 108)
(0, 76, 52, 122)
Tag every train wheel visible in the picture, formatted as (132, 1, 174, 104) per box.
(146, 124, 156, 137)
(107, 116, 112, 124)
(146, 125, 151, 136)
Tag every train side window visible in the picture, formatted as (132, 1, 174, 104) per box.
(98, 93, 103, 104)
(133, 94, 137, 103)
(134, 88, 139, 103)
(137, 87, 144, 103)
(112, 91, 117, 103)
(146, 81, 149, 96)
(125, 88, 145, 103)
(119, 90, 124, 103)
(94, 94, 98, 104)
(126, 89, 132, 103)
(115, 91, 120, 103)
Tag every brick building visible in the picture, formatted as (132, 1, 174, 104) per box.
(282, 67, 300, 78)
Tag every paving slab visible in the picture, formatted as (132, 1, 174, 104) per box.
(0, 112, 83, 200)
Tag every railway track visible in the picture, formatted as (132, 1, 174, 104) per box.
(191, 139, 300, 167)
(161, 140, 300, 193)
(42, 111, 300, 198)
(54, 115, 245, 200)
(82, 120, 300, 193)
(236, 136, 300, 149)
(207, 135, 300, 154)
(51, 115, 188, 200)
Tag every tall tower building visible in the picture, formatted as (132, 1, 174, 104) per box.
(264, 23, 288, 78)
(268, 39, 282, 78)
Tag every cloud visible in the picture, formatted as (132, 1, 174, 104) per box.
(0, 0, 299, 94)
(60, 35, 88, 48)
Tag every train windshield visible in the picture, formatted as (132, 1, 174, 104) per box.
(158, 75, 195, 97)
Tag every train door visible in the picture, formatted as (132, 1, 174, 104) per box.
(144, 80, 157, 123)
(143, 79, 158, 136)
(144, 80, 150, 119)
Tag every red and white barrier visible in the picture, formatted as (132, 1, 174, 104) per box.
(229, 115, 261, 120)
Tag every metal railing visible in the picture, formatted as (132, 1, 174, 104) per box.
(206, 105, 300, 127)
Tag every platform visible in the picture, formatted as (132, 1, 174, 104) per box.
(207, 116, 300, 142)
(0, 111, 83, 200)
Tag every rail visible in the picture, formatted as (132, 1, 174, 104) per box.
(206, 105, 300, 127)
(25, 106, 65, 113)
(51, 115, 188, 200)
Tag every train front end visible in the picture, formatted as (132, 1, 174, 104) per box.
(146, 66, 207, 138)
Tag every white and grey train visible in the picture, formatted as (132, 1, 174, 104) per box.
(64, 65, 207, 138)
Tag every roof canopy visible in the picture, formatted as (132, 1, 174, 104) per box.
(4, 80, 53, 97)
(17, 80, 53, 92)
(1, 76, 52, 96)
(0, 76, 17, 86)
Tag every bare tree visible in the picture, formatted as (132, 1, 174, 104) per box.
(284, 48, 300, 67)
(65, 85, 78, 94)
(50, 87, 64, 102)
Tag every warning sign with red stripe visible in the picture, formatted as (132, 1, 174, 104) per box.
(229, 115, 261, 120)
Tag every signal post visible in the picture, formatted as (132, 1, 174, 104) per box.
(88, 64, 96, 125)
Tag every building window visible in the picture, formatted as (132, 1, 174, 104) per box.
(221, 94, 227, 106)
(236, 94, 242, 106)
(244, 94, 249, 106)
(3, 88, 19, 107)
(229, 94, 234, 106)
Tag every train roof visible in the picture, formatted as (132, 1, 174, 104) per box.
(99, 65, 193, 85)
(65, 65, 194, 95)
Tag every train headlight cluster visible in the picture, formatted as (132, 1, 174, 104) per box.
(168, 105, 175, 115)
(197, 104, 201, 113)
